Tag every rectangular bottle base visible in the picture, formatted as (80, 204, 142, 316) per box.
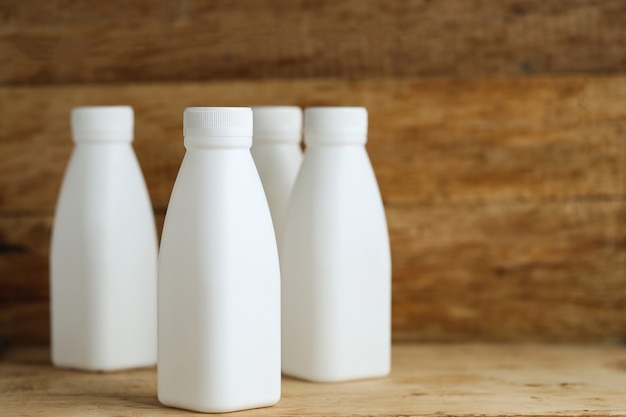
(282, 367, 390, 383)
(158, 394, 281, 414)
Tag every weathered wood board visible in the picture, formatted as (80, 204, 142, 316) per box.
(1, 76, 625, 344)
(2, 0, 626, 84)
(1, 77, 625, 213)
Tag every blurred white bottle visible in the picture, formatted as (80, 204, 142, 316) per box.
(158, 107, 281, 413)
(281, 107, 391, 382)
(50, 106, 158, 371)
(251, 106, 303, 244)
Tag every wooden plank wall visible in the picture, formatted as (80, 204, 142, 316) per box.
(0, 0, 625, 345)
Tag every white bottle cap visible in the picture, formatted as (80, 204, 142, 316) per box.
(184, 107, 252, 137)
(71, 106, 134, 143)
(252, 106, 302, 143)
(304, 107, 368, 145)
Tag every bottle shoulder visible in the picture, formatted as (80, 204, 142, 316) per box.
(160, 149, 275, 249)
(285, 146, 388, 239)
(295, 146, 380, 198)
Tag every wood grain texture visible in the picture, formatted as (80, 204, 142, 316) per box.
(2, 344, 626, 416)
(0, 301, 50, 345)
(1, 76, 625, 213)
(1, 0, 626, 85)
(0, 203, 624, 345)
(390, 202, 626, 343)
(1, 76, 625, 344)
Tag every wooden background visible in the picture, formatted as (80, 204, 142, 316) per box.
(1, 0, 625, 345)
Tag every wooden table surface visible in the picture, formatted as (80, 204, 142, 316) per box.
(1, 344, 626, 416)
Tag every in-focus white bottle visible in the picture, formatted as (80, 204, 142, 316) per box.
(281, 107, 391, 382)
(50, 106, 158, 371)
(251, 106, 303, 245)
(158, 107, 281, 413)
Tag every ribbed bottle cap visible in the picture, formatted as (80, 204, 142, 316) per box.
(304, 107, 368, 145)
(71, 106, 133, 143)
(252, 106, 302, 143)
(184, 107, 252, 137)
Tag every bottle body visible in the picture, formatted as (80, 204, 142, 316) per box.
(250, 143, 302, 242)
(158, 109, 280, 413)
(281, 143, 391, 382)
(50, 142, 158, 371)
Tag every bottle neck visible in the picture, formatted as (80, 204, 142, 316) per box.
(184, 135, 252, 149)
(252, 133, 301, 145)
(253, 139, 301, 147)
(73, 137, 132, 145)
(304, 134, 367, 147)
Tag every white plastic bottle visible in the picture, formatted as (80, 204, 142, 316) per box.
(158, 107, 281, 413)
(251, 106, 303, 244)
(50, 106, 158, 371)
(281, 107, 391, 382)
